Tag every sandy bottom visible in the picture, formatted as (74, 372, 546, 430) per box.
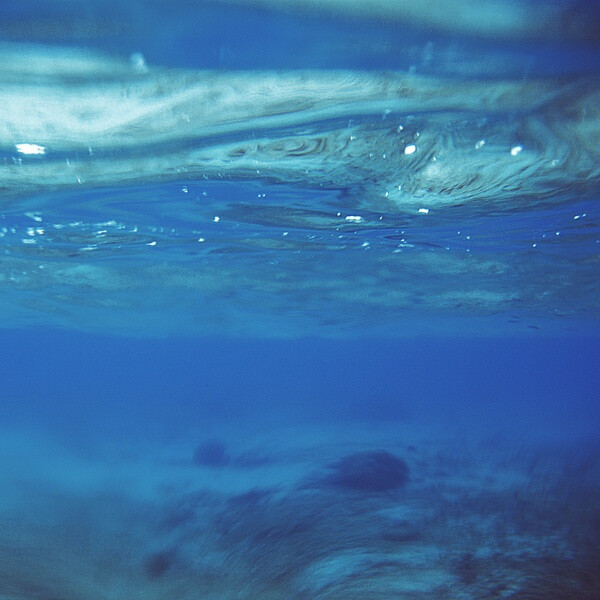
(0, 420, 599, 599)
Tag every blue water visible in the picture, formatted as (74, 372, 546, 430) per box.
(1, 1, 599, 598)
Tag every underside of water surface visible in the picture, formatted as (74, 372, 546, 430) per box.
(0, 39, 598, 336)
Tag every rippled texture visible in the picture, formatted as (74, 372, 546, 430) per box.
(0, 35, 599, 336)
(2, 50, 599, 209)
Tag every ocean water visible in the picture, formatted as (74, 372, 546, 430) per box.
(1, 1, 599, 598)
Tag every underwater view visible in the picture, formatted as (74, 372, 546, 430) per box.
(1, 0, 599, 598)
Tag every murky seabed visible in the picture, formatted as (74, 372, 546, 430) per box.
(1, 421, 599, 600)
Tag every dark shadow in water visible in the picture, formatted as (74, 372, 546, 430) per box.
(1, 433, 600, 598)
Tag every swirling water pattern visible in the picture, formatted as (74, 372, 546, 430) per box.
(0, 6, 598, 336)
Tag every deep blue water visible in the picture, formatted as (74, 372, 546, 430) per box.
(1, 330, 599, 440)
(1, 1, 599, 598)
